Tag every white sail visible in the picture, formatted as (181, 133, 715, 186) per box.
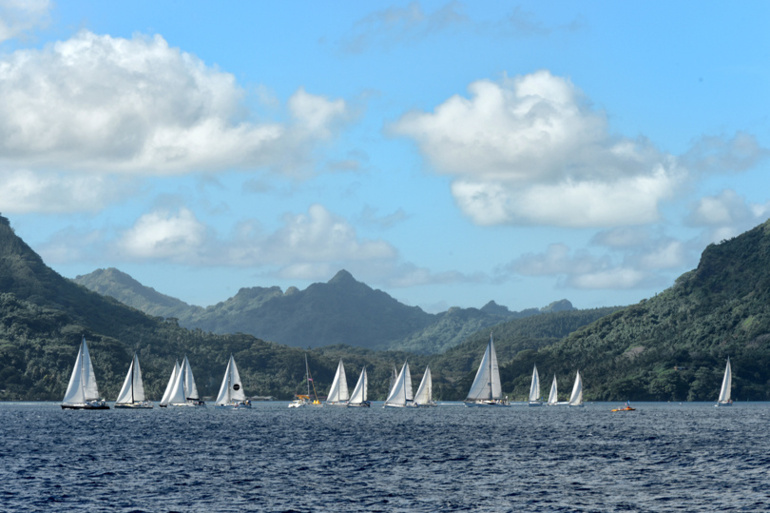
(167, 356, 202, 406)
(115, 353, 146, 404)
(547, 375, 559, 405)
(62, 337, 102, 405)
(528, 365, 540, 403)
(182, 356, 200, 400)
(348, 367, 368, 405)
(466, 334, 502, 402)
(215, 355, 246, 406)
(160, 361, 180, 406)
(405, 362, 413, 401)
(568, 371, 583, 407)
(384, 362, 411, 407)
(717, 357, 732, 404)
(413, 366, 435, 406)
(326, 360, 349, 405)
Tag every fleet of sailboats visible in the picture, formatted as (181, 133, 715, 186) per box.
(114, 353, 152, 409)
(464, 334, 509, 407)
(61, 336, 109, 410)
(59, 335, 744, 411)
(715, 357, 732, 407)
(215, 354, 250, 408)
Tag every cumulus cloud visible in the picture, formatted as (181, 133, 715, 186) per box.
(392, 70, 685, 227)
(0, 170, 135, 213)
(115, 208, 208, 262)
(0, 0, 50, 43)
(95, 205, 396, 279)
(0, 30, 348, 175)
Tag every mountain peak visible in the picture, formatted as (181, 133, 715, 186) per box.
(329, 269, 356, 285)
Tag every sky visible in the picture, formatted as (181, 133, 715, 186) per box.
(1, 1, 768, 313)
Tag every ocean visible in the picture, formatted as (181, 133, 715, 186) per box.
(1, 401, 769, 512)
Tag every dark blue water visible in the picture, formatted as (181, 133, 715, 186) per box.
(2, 402, 769, 512)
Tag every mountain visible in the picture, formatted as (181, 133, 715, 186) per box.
(74, 268, 576, 353)
(498, 219, 770, 401)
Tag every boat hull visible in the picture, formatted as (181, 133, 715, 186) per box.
(347, 402, 371, 408)
(464, 400, 509, 407)
(61, 402, 109, 410)
(114, 402, 153, 409)
(528, 402, 543, 407)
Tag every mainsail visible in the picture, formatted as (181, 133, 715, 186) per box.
(167, 356, 203, 406)
(62, 336, 103, 406)
(528, 365, 541, 403)
(466, 334, 503, 402)
(568, 370, 583, 407)
(547, 375, 559, 405)
(384, 361, 412, 407)
(215, 354, 246, 406)
(115, 353, 147, 405)
(326, 360, 349, 405)
(159, 361, 180, 406)
(717, 357, 732, 405)
(348, 367, 368, 406)
(412, 366, 435, 407)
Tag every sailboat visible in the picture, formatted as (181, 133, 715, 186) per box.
(166, 356, 206, 407)
(567, 370, 583, 407)
(159, 360, 180, 407)
(384, 361, 413, 408)
(546, 375, 559, 406)
(215, 354, 251, 409)
(114, 353, 153, 408)
(464, 334, 509, 407)
(411, 365, 436, 407)
(347, 366, 370, 407)
(326, 359, 349, 406)
(61, 336, 109, 410)
(715, 357, 733, 407)
(528, 364, 542, 406)
(289, 354, 322, 408)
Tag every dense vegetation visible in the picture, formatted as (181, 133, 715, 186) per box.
(498, 220, 770, 402)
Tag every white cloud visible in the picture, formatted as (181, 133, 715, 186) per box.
(506, 238, 685, 290)
(340, 1, 468, 54)
(0, 0, 50, 43)
(0, 170, 134, 213)
(0, 30, 348, 176)
(115, 208, 207, 261)
(683, 132, 769, 174)
(392, 70, 685, 227)
(687, 189, 770, 244)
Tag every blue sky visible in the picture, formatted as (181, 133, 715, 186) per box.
(1, 1, 768, 313)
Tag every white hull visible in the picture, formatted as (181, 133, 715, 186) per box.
(114, 401, 153, 409)
(464, 400, 509, 407)
(61, 401, 108, 410)
(347, 402, 371, 408)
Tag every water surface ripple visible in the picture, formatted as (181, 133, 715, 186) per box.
(2, 402, 769, 512)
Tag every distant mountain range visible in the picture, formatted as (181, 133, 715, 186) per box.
(74, 267, 575, 354)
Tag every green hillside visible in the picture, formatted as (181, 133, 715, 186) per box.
(499, 220, 770, 402)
